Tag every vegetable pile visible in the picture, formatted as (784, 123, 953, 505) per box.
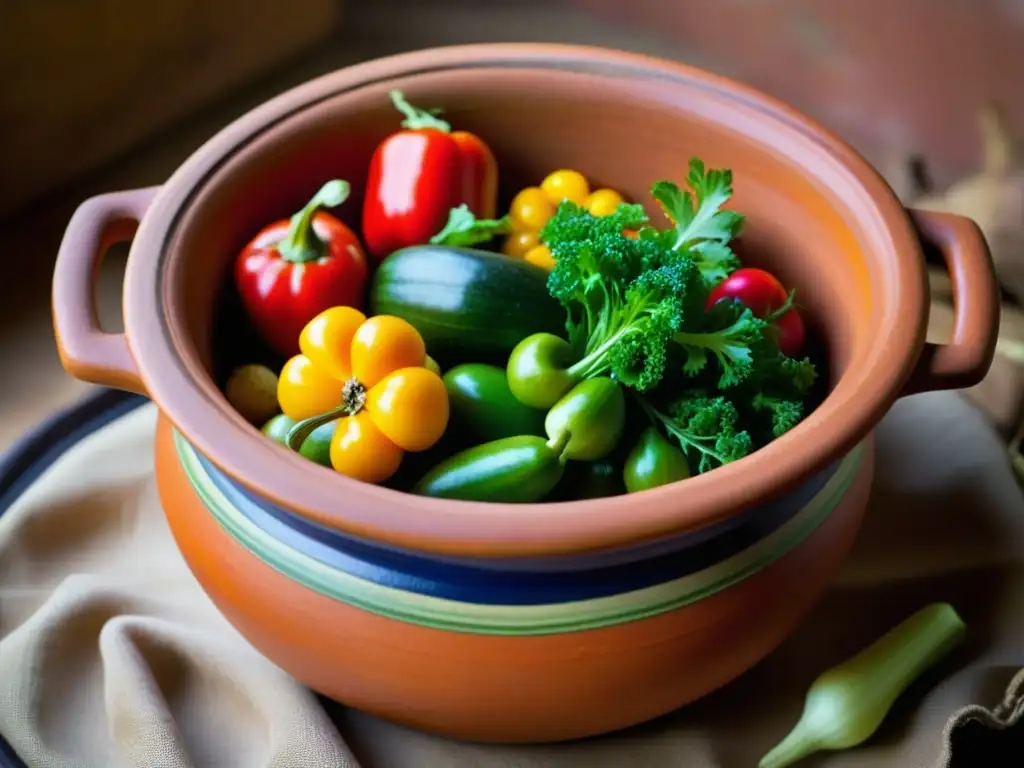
(221, 90, 824, 502)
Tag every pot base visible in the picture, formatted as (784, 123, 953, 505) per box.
(155, 414, 873, 743)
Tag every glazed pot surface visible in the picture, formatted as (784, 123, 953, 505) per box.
(52, 44, 999, 557)
(155, 414, 875, 743)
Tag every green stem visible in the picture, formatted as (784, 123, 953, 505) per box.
(766, 290, 797, 322)
(566, 324, 635, 380)
(285, 377, 365, 451)
(673, 329, 726, 348)
(390, 89, 451, 132)
(285, 406, 347, 452)
(277, 180, 350, 264)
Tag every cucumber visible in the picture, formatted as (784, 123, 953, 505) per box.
(412, 435, 566, 503)
(368, 245, 565, 364)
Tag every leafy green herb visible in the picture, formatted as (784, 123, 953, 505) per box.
(430, 204, 512, 248)
(673, 305, 769, 387)
(641, 158, 744, 286)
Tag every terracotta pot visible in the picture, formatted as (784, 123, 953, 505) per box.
(52, 44, 999, 743)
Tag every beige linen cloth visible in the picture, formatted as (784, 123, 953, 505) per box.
(1, 391, 1022, 768)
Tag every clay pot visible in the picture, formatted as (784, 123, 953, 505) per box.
(52, 44, 999, 743)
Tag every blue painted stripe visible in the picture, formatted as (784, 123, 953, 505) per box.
(200, 449, 839, 573)
(195, 449, 843, 605)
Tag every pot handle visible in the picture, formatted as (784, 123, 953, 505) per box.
(899, 209, 1000, 396)
(52, 187, 160, 395)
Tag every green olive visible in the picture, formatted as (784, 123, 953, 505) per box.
(506, 333, 578, 409)
(623, 427, 690, 493)
(226, 364, 280, 425)
(545, 376, 625, 461)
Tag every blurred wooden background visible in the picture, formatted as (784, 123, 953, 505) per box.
(0, 0, 342, 219)
(568, 0, 1024, 190)
(0, 0, 1019, 448)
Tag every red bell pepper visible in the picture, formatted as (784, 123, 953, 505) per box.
(235, 180, 368, 358)
(362, 90, 499, 260)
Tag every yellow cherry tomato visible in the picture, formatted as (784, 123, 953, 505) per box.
(351, 315, 426, 388)
(366, 366, 450, 452)
(501, 230, 541, 258)
(540, 169, 590, 205)
(585, 189, 625, 217)
(299, 305, 365, 380)
(510, 187, 556, 231)
(329, 410, 404, 484)
(274, 307, 449, 483)
(278, 354, 341, 422)
(524, 244, 555, 271)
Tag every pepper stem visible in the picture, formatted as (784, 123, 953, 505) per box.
(389, 89, 451, 132)
(277, 180, 350, 264)
(284, 377, 366, 452)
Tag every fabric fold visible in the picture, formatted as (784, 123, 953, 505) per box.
(0, 406, 357, 768)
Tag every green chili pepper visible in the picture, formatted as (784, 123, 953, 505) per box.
(623, 427, 690, 492)
(413, 434, 570, 503)
(760, 603, 967, 768)
(544, 376, 626, 461)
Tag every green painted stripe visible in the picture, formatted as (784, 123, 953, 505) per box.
(175, 431, 862, 636)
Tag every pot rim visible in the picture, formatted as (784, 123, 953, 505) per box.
(125, 43, 925, 558)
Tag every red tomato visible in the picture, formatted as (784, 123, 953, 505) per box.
(705, 268, 788, 317)
(773, 308, 806, 357)
(707, 267, 806, 357)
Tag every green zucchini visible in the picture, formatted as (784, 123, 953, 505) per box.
(368, 245, 565, 364)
